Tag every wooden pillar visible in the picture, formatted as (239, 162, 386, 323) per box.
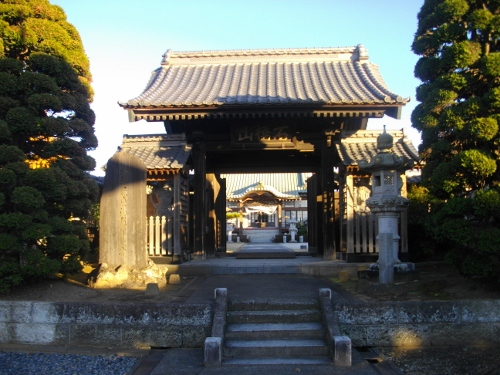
(307, 174, 319, 254)
(193, 138, 206, 259)
(205, 174, 215, 257)
(321, 133, 337, 260)
(345, 173, 355, 263)
(206, 173, 225, 256)
(173, 173, 182, 262)
(399, 174, 409, 261)
(215, 175, 226, 253)
(278, 204, 282, 229)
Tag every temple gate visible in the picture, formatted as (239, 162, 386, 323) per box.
(101, 45, 418, 265)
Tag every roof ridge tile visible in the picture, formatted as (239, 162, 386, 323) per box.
(122, 45, 409, 117)
(161, 46, 365, 66)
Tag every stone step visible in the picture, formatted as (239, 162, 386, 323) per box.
(224, 338, 330, 358)
(228, 299, 317, 311)
(221, 298, 333, 366)
(235, 251, 295, 259)
(227, 309, 321, 324)
(223, 356, 332, 365)
(225, 322, 325, 340)
(241, 229, 280, 243)
(234, 244, 296, 259)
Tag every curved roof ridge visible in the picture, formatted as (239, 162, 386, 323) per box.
(223, 173, 310, 199)
(161, 45, 369, 66)
(120, 45, 409, 119)
(232, 182, 298, 200)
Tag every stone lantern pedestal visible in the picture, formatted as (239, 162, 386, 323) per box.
(358, 127, 414, 284)
(365, 201, 408, 283)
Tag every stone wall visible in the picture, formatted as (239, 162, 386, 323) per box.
(335, 300, 500, 347)
(0, 301, 212, 349)
(1, 300, 499, 349)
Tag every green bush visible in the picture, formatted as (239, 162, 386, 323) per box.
(407, 185, 448, 261)
(0, 261, 22, 293)
(431, 194, 500, 286)
(20, 247, 60, 281)
(296, 221, 308, 235)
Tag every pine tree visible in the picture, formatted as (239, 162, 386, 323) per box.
(412, 0, 500, 282)
(0, 0, 98, 291)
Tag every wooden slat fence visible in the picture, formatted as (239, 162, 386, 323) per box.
(147, 216, 173, 256)
(353, 210, 377, 254)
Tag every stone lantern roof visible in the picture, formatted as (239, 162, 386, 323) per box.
(376, 126, 394, 152)
(358, 126, 415, 173)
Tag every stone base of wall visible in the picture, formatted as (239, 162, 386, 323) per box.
(1, 300, 499, 349)
(0, 302, 212, 349)
(335, 300, 500, 347)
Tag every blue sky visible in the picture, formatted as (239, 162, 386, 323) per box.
(51, 0, 425, 176)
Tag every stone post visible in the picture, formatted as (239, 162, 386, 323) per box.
(377, 212, 401, 263)
(377, 232, 394, 284)
(204, 288, 227, 366)
(100, 152, 148, 268)
(318, 288, 352, 366)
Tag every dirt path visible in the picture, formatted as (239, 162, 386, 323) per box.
(1, 262, 499, 303)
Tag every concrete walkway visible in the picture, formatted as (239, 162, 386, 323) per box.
(183, 274, 350, 304)
(132, 274, 386, 375)
(172, 243, 371, 278)
(129, 272, 398, 375)
(145, 348, 388, 375)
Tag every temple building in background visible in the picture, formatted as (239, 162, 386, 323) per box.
(224, 173, 310, 243)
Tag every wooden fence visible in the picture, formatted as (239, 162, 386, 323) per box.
(147, 216, 173, 256)
(353, 211, 377, 254)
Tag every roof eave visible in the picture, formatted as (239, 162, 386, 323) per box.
(385, 105, 403, 120)
(124, 103, 407, 123)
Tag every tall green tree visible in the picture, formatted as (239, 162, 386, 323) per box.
(0, 0, 98, 291)
(412, 0, 500, 283)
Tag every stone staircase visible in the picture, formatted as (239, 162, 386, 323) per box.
(222, 299, 331, 365)
(234, 244, 296, 259)
(241, 228, 279, 243)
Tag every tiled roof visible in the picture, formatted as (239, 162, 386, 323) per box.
(336, 130, 420, 167)
(222, 173, 311, 200)
(117, 134, 191, 170)
(120, 45, 408, 119)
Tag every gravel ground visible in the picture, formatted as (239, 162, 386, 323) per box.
(375, 346, 500, 375)
(0, 352, 138, 375)
(2, 347, 500, 375)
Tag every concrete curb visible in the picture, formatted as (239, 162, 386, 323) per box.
(204, 288, 227, 366)
(318, 288, 352, 366)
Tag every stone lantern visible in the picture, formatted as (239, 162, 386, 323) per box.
(358, 126, 414, 284)
(227, 223, 234, 243)
(289, 221, 298, 243)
